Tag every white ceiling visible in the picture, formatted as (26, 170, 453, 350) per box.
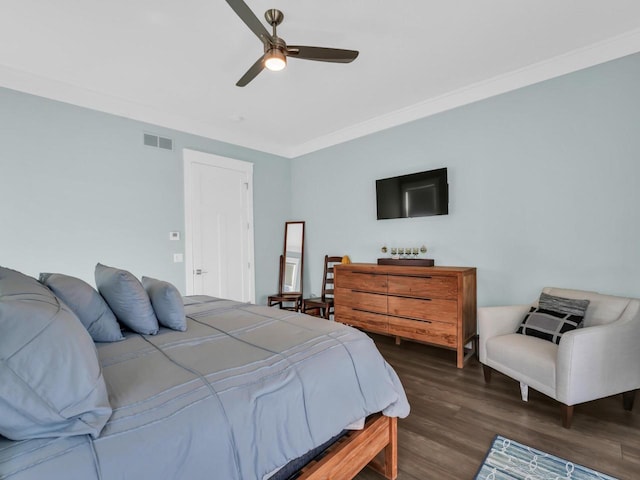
(1, 1, 640, 158)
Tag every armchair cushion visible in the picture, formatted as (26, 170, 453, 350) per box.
(486, 333, 558, 398)
(516, 293, 589, 344)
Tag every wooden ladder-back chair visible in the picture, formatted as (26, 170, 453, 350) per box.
(268, 255, 303, 312)
(302, 256, 343, 319)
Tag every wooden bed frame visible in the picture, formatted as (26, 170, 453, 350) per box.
(298, 414, 398, 480)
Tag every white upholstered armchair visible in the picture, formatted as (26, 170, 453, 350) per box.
(478, 287, 640, 428)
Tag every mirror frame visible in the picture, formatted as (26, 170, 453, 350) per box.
(281, 221, 305, 295)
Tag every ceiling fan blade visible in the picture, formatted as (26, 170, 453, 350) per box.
(225, 0, 273, 46)
(236, 55, 266, 87)
(286, 46, 359, 63)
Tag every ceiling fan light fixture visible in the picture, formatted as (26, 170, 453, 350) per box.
(228, 2, 358, 86)
(264, 48, 286, 71)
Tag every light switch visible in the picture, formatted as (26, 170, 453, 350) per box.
(173, 253, 184, 263)
(169, 231, 180, 241)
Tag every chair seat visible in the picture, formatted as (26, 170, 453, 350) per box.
(268, 293, 302, 311)
(302, 297, 334, 319)
(486, 333, 558, 398)
(303, 297, 332, 307)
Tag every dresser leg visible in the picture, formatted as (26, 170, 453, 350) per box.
(395, 336, 401, 346)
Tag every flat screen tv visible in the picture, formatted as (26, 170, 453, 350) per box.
(376, 168, 448, 220)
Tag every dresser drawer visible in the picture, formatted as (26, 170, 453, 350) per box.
(388, 317, 456, 347)
(387, 275, 457, 299)
(387, 296, 457, 324)
(335, 305, 388, 334)
(335, 271, 387, 294)
(335, 287, 387, 314)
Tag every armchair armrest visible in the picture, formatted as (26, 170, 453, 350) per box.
(478, 304, 530, 364)
(557, 300, 640, 405)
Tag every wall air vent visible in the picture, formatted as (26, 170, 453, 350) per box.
(158, 137, 173, 150)
(143, 133, 173, 151)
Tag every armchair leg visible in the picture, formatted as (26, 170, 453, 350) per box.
(623, 390, 637, 411)
(519, 383, 528, 402)
(482, 364, 492, 384)
(560, 404, 574, 429)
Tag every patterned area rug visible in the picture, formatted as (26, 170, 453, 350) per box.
(474, 435, 618, 480)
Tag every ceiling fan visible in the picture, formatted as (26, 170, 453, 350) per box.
(225, 0, 359, 87)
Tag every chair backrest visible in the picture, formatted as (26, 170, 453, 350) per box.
(322, 256, 344, 300)
(542, 287, 632, 327)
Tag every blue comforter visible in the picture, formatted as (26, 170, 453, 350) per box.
(0, 297, 409, 480)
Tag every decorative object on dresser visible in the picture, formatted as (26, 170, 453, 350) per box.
(268, 221, 305, 311)
(380, 244, 428, 261)
(334, 263, 477, 368)
(377, 258, 435, 266)
(302, 255, 343, 319)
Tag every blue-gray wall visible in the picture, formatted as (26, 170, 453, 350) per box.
(0, 88, 290, 303)
(292, 52, 640, 306)
(3, 52, 639, 308)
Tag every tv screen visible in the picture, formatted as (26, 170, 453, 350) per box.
(376, 168, 448, 220)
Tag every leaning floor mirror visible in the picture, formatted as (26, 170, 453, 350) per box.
(267, 221, 305, 311)
(283, 221, 304, 293)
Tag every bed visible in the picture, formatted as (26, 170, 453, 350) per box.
(0, 268, 410, 480)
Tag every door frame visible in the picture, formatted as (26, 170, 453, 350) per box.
(183, 149, 255, 302)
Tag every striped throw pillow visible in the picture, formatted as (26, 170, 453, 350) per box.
(517, 292, 590, 344)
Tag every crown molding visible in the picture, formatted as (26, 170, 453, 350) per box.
(0, 65, 292, 157)
(2, 27, 639, 160)
(288, 27, 640, 158)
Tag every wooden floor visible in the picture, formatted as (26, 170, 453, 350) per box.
(355, 334, 640, 480)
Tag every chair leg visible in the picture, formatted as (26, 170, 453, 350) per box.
(623, 390, 637, 411)
(482, 364, 492, 383)
(560, 404, 574, 428)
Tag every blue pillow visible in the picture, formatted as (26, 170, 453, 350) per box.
(95, 263, 159, 335)
(0, 266, 112, 440)
(39, 273, 124, 342)
(142, 276, 187, 331)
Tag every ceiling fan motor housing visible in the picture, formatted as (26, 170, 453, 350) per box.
(265, 36, 287, 53)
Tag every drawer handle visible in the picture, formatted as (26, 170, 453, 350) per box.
(388, 313, 432, 323)
(391, 295, 432, 301)
(389, 274, 432, 279)
(353, 308, 384, 314)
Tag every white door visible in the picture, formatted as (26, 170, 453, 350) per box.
(183, 149, 255, 302)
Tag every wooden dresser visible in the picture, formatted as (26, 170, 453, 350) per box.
(334, 263, 477, 368)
